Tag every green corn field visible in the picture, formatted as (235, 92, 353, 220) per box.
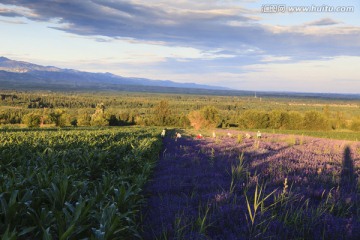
(0, 127, 162, 239)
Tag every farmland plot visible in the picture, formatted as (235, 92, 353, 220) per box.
(0, 127, 162, 239)
(141, 130, 360, 239)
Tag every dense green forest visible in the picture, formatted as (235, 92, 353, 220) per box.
(1, 90, 360, 132)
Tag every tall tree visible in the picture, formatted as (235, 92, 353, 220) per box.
(152, 100, 171, 126)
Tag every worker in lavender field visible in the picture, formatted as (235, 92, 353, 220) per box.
(161, 129, 166, 138)
(257, 131, 262, 139)
(175, 132, 181, 141)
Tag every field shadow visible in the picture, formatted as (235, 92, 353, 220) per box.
(340, 146, 357, 193)
(141, 133, 360, 239)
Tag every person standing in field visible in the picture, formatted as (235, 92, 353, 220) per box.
(257, 131, 262, 139)
(175, 132, 181, 141)
(161, 129, 166, 138)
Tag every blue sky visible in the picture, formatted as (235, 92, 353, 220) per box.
(0, 0, 359, 93)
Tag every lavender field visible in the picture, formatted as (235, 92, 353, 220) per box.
(141, 130, 360, 239)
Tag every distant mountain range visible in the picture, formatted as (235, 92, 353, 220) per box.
(1, 57, 359, 100)
(0, 56, 229, 91)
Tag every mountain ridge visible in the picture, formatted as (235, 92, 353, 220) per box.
(0, 56, 229, 90)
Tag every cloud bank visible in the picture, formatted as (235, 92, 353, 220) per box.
(1, 0, 359, 60)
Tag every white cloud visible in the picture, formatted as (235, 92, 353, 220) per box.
(260, 55, 291, 62)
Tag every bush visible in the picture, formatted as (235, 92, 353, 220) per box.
(238, 110, 269, 129)
(49, 109, 69, 127)
(70, 118, 78, 127)
(178, 113, 191, 128)
(303, 111, 330, 130)
(287, 111, 304, 130)
(188, 106, 220, 130)
(269, 110, 290, 129)
(90, 103, 108, 126)
(90, 114, 108, 126)
(350, 118, 360, 131)
(188, 110, 203, 130)
(77, 112, 91, 126)
(22, 112, 41, 128)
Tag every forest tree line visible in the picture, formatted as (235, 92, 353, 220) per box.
(0, 93, 360, 131)
(1, 99, 360, 131)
